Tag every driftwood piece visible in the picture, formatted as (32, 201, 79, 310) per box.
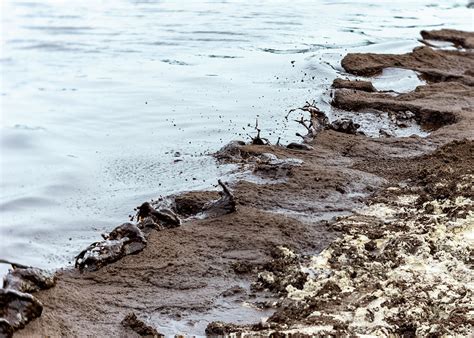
(286, 101, 330, 142)
(202, 180, 236, 218)
(249, 119, 270, 145)
(75, 223, 146, 272)
(0, 289, 43, 333)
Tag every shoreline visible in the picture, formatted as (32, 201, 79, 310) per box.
(2, 29, 473, 337)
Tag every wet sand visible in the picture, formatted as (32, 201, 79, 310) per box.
(7, 29, 474, 336)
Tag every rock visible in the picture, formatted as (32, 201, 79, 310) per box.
(75, 223, 147, 272)
(332, 78, 377, 92)
(3, 267, 56, 293)
(330, 119, 361, 135)
(287, 143, 314, 151)
(137, 202, 181, 228)
(121, 312, 163, 337)
(0, 289, 43, 332)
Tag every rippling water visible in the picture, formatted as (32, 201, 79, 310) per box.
(0, 0, 471, 270)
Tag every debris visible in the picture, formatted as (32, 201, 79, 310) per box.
(286, 101, 330, 142)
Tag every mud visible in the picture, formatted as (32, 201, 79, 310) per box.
(421, 29, 474, 49)
(122, 312, 164, 337)
(332, 78, 377, 92)
(9, 29, 474, 336)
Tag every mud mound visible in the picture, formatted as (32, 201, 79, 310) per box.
(333, 82, 473, 130)
(421, 29, 474, 49)
(341, 47, 474, 85)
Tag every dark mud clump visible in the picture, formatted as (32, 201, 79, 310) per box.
(205, 321, 242, 336)
(3, 267, 56, 293)
(75, 222, 147, 272)
(0, 289, 43, 333)
(121, 312, 163, 337)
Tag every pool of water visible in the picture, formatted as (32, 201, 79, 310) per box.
(0, 0, 471, 270)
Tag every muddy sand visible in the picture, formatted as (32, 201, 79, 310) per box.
(2, 29, 473, 337)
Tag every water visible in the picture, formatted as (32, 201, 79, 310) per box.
(0, 0, 471, 270)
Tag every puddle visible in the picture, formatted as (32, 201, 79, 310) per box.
(422, 39, 458, 50)
(152, 282, 274, 336)
(371, 68, 425, 93)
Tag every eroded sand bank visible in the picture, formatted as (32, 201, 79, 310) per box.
(4, 29, 474, 337)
